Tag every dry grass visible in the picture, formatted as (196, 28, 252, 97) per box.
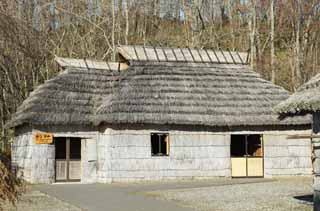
(0, 153, 25, 211)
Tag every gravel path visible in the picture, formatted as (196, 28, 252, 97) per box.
(147, 177, 313, 211)
(2, 189, 81, 211)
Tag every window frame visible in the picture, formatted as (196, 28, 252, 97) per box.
(230, 134, 263, 158)
(150, 133, 170, 157)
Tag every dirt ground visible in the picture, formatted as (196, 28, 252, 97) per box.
(147, 177, 313, 211)
(1, 187, 81, 211)
(1, 177, 314, 211)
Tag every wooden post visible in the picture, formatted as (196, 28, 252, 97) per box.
(313, 112, 320, 211)
(66, 137, 70, 181)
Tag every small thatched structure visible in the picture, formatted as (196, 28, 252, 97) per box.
(275, 73, 320, 211)
(8, 46, 313, 184)
(276, 73, 320, 114)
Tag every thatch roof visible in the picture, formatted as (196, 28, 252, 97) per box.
(117, 45, 249, 65)
(6, 58, 121, 128)
(7, 48, 311, 129)
(95, 61, 310, 127)
(276, 73, 320, 114)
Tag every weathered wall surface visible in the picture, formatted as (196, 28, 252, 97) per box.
(12, 124, 313, 184)
(81, 138, 98, 183)
(98, 128, 231, 182)
(11, 131, 55, 183)
(98, 127, 312, 182)
(12, 125, 100, 184)
(264, 134, 312, 177)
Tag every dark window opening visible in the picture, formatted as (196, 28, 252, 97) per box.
(55, 137, 66, 159)
(70, 138, 81, 159)
(151, 133, 169, 156)
(231, 135, 262, 157)
(55, 137, 81, 160)
(231, 135, 246, 157)
(247, 135, 262, 157)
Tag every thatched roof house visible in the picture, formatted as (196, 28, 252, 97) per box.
(9, 46, 313, 184)
(8, 46, 309, 128)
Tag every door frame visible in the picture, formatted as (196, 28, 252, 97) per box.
(231, 134, 264, 178)
(55, 137, 81, 182)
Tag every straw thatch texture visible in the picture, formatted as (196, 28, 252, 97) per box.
(7, 57, 310, 129)
(276, 73, 320, 114)
(118, 45, 249, 64)
(6, 65, 120, 128)
(96, 61, 310, 126)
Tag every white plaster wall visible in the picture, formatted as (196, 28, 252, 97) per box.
(100, 128, 231, 182)
(11, 131, 55, 183)
(12, 125, 313, 184)
(81, 138, 98, 183)
(12, 125, 100, 184)
(264, 134, 312, 177)
(99, 128, 313, 182)
(97, 133, 112, 183)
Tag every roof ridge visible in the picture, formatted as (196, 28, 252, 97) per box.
(117, 45, 250, 65)
(54, 56, 128, 71)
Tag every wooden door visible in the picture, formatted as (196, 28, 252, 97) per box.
(231, 157, 247, 177)
(55, 137, 81, 182)
(231, 135, 263, 178)
(247, 158, 263, 177)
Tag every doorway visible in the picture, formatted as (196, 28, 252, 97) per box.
(231, 134, 263, 177)
(55, 137, 81, 182)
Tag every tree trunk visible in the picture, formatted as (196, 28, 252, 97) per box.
(228, 0, 235, 50)
(295, 0, 301, 88)
(0, 88, 7, 152)
(125, 0, 129, 45)
(249, 0, 256, 68)
(111, 0, 116, 61)
(270, 0, 275, 83)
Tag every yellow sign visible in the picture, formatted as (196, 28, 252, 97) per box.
(35, 133, 53, 144)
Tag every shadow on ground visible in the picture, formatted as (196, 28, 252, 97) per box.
(294, 194, 313, 205)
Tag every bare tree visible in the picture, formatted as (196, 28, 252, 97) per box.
(249, 0, 257, 68)
(270, 0, 275, 83)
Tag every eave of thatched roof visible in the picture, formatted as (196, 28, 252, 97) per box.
(275, 73, 320, 114)
(6, 60, 120, 128)
(95, 61, 310, 127)
(117, 45, 249, 65)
